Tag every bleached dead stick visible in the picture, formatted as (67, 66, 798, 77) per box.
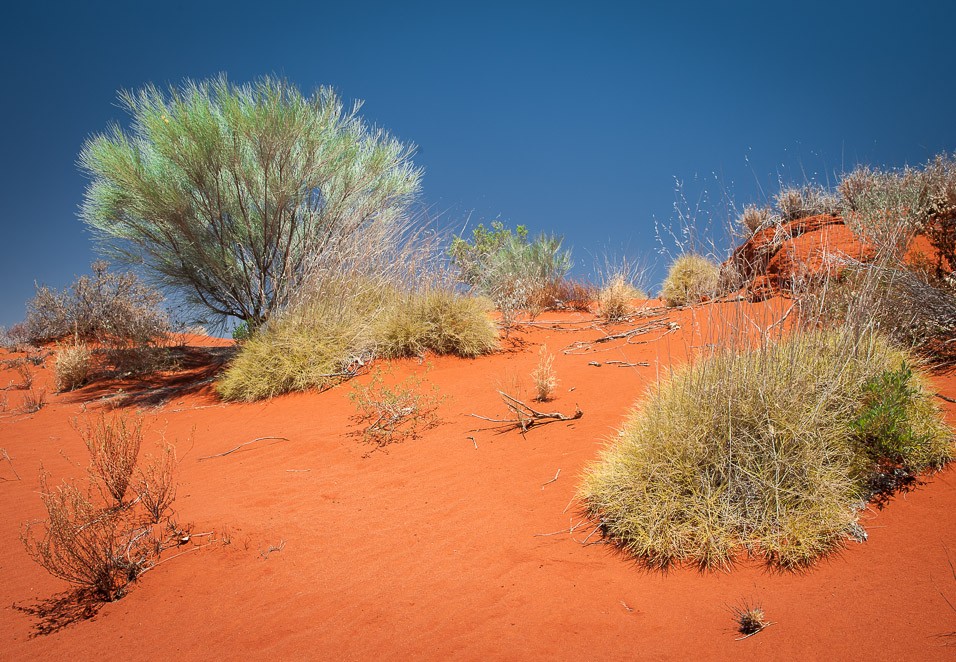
(0, 448, 20, 480)
(198, 436, 289, 461)
(541, 469, 561, 489)
(469, 392, 583, 433)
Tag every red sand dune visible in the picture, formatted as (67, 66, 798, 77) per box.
(2, 301, 956, 661)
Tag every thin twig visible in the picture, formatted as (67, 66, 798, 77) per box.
(0, 448, 21, 481)
(936, 392, 956, 404)
(541, 469, 561, 489)
(467, 435, 478, 450)
(198, 436, 289, 461)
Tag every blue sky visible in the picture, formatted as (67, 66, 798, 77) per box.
(1, 0, 954, 327)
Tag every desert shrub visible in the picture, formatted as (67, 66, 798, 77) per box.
(133, 444, 177, 524)
(25, 262, 169, 346)
(737, 205, 773, 234)
(775, 185, 841, 222)
(580, 328, 952, 570)
(79, 413, 144, 506)
(549, 280, 595, 311)
(22, 474, 139, 600)
(21, 388, 46, 413)
(55, 345, 94, 392)
(811, 260, 956, 364)
(531, 345, 557, 402)
(375, 289, 498, 358)
(660, 254, 720, 307)
(450, 221, 528, 289)
(451, 221, 574, 313)
(22, 415, 181, 601)
(348, 367, 444, 445)
(80, 76, 421, 328)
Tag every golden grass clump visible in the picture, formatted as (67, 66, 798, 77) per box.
(580, 328, 953, 570)
(531, 345, 558, 401)
(218, 285, 497, 402)
(55, 344, 94, 392)
(660, 254, 720, 307)
(375, 289, 499, 359)
(217, 294, 379, 402)
(597, 275, 646, 321)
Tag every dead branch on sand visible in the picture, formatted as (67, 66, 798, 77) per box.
(198, 436, 289, 461)
(562, 319, 679, 355)
(470, 391, 582, 434)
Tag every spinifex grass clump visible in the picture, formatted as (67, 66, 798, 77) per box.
(217, 283, 498, 402)
(580, 328, 952, 570)
(660, 254, 719, 307)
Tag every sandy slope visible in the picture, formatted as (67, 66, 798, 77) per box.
(2, 301, 955, 661)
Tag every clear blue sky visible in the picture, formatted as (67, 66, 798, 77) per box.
(1, 0, 954, 327)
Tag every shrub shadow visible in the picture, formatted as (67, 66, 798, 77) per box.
(13, 588, 103, 637)
(65, 346, 235, 409)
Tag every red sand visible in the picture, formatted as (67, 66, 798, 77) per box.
(2, 302, 956, 661)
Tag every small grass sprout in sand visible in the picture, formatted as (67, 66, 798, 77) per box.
(531, 345, 558, 402)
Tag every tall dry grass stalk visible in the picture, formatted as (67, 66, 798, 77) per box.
(531, 345, 557, 402)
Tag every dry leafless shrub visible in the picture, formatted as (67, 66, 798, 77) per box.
(26, 261, 169, 346)
(348, 367, 444, 447)
(14, 363, 32, 389)
(21, 472, 145, 601)
(55, 345, 94, 392)
(531, 345, 558, 402)
(77, 413, 144, 506)
(21, 388, 46, 413)
(133, 444, 177, 524)
(22, 415, 182, 602)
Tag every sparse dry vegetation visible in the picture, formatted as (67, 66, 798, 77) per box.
(22, 414, 182, 602)
(348, 367, 444, 445)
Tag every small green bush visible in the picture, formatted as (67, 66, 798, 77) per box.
(580, 328, 952, 570)
(660, 254, 720, 307)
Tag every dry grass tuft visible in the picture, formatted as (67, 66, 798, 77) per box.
(737, 205, 773, 234)
(375, 289, 499, 359)
(660, 254, 720, 307)
(531, 345, 558, 402)
(55, 345, 94, 392)
(580, 327, 953, 570)
(597, 275, 646, 321)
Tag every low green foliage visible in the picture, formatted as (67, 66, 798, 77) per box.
(580, 328, 952, 570)
(450, 220, 573, 313)
(660, 254, 719, 306)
